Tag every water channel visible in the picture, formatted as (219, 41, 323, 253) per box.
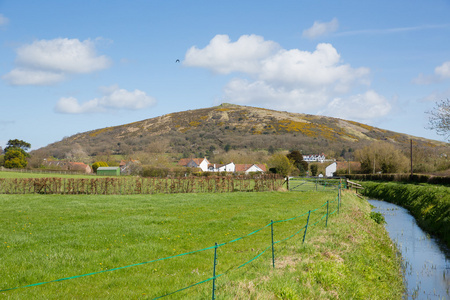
(368, 200, 450, 299)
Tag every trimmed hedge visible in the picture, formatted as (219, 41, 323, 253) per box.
(346, 173, 450, 185)
(362, 181, 450, 248)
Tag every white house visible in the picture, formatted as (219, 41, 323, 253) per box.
(178, 158, 211, 172)
(325, 162, 337, 177)
(217, 162, 236, 172)
(235, 164, 266, 174)
(303, 153, 326, 163)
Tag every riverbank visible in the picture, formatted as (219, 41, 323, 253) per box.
(0, 191, 404, 298)
(361, 182, 450, 248)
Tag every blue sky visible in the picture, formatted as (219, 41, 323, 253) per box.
(1, 0, 450, 150)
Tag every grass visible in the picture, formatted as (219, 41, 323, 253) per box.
(0, 191, 403, 299)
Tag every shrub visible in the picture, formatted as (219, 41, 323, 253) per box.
(92, 161, 108, 173)
(370, 212, 385, 224)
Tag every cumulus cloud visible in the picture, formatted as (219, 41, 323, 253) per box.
(55, 85, 156, 114)
(3, 38, 111, 85)
(302, 18, 339, 39)
(184, 34, 280, 74)
(185, 34, 389, 121)
(0, 14, 9, 27)
(435, 61, 450, 79)
(320, 90, 392, 122)
(413, 60, 450, 85)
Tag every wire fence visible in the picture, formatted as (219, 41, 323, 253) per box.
(1, 185, 343, 298)
(287, 177, 346, 192)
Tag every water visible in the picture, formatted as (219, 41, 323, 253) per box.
(368, 200, 450, 299)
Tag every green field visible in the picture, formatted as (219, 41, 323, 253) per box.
(0, 170, 96, 179)
(0, 191, 403, 299)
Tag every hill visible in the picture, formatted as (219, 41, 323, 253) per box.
(34, 103, 447, 161)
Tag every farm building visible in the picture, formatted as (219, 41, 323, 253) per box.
(325, 162, 337, 177)
(97, 167, 120, 176)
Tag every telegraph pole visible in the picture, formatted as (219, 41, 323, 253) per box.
(410, 139, 413, 178)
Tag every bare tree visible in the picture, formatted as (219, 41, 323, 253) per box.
(427, 99, 450, 141)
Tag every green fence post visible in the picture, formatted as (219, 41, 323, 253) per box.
(326, 201, 329, 227)
(302, 210, 311, 243)
(337, 191, 340, 215)
(212, 243, 218, 300)
(271, 220, 275, 268)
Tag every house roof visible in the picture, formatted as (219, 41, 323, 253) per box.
(178, 158, 208, 167)
(235, 164, 266, 172)
(68, 162, 91, 170)
(178, 158, 192, 166)
(97, 167, 120, 171)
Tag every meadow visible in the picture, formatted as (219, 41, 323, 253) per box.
(0, 190, 403, 299)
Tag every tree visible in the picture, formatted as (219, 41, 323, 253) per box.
(4, 139, 31, 152)
(3, 139, 31, 169)
(354, 142, 409, 174)
(427, 99, 450, 141)
(269, 153, 296, 177)
(286, 150, 308, 175)
(92, 161, 108, 173)
(4, 148, 28, 168)
(310, 164, 318, 176)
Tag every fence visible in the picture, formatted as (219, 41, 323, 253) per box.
(0, 167, 89, 175)
(287, 177, 345, 192)
(0, 175, 284, 194)
(0, 186, 343, 298)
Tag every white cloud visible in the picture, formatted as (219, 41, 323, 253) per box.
(3, 38, 111, 85)
(186, 34, 390, 121)
(55, 86, 156, 114)
(435, 61, 450, 79)
(302, 18, 339, 39)
(184, 34, 280, 74)
(0, 14, 9, 27)
(320, 90, 391, 122)
(258, 43, 369, 91)
(2, 68, 66, 86)
(223, 78, 330, 111)
(419, 88, 450, 102)
(413, 61, 450, 85)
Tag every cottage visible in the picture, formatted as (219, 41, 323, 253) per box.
(178, 158, 211, 172)
(97, 167, 120, 176)
(235, 164, 266, 174)
(303, 153, 326, 163)
(68, 162, 92, 174)
(119, 160, 141, 174)
(217, 162, 236, 172)
(42, 159, 92, 174)
(325, 162, 337, 177)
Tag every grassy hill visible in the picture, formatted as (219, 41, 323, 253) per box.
(33, 103, 447, 164)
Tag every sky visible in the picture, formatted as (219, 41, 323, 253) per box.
(1, 0, 450, 151)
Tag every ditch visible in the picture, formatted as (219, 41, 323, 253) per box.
(369, 199, 450, 299)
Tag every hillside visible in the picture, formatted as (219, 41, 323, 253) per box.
(34, 104, 447, 160)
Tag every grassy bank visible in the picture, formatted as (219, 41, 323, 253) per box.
(1, 191, 403, 299)
(361, 182, 450, 248)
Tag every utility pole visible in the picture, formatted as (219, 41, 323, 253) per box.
(347, 159, 351, 175)
(410, 139, 413, 178)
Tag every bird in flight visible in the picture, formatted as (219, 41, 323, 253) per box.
(175, 59, 180, 63)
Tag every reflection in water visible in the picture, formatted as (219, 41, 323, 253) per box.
(369, 200, 450, 300)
